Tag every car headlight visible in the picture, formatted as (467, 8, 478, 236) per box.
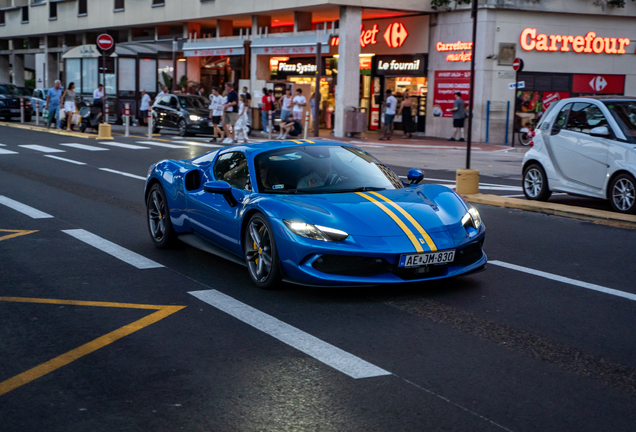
(284, 220, 349, 242)
(189, 115, 201, 122)
(461, 207, 482, 230)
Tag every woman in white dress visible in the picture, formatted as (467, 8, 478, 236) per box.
(234, 94, 250, 143)
(61, 82, 76, 132)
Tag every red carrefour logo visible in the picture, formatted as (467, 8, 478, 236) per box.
(572, 74, 625, 94)
(589, 76, 607, 92)
(383, 22, 408, 48)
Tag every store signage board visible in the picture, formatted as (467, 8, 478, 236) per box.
(184, 47, 245, 57)
(436, 41, 473, 62)
(520, 28, 631, 54)
(572, 74, 625, 94)
(96, 34, 114, 52)
(252, 45, 329, 55)
(375, 55, 426, 76)
(432, 71, 471, 118)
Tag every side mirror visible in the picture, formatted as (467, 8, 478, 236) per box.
(590, 126, 610, 138)
(550, 125, 562, 136)
(407, 168, 424, 185)
(203, 181, 237, 206)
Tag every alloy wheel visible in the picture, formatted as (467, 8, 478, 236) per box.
(148, 189, 166, 242)
(178, 120, 187, 136)
(524, 168, 543, 198)
(612, 178, 635, 212)
(246, 219, 273, 283)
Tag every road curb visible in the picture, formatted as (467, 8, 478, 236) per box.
(0, 122, 96, 139)
(465, 193, 636, 229)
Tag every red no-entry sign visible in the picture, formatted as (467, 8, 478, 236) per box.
(96, 34, 114, 52)
(512, 57, 524, 72)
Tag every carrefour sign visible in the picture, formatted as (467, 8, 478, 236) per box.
(520, 28, 631, 54)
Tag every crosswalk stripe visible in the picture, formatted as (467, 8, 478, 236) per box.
(0, 196, 54, 219)
(18, 145, 65, 153)
(0, 149, 18, 155)
(43, 155, 87, 165)
(172, 141, 222, 148)
(60, 143, 108, 151)
(136, 141, 188, 149)
(98, 168, 146, 180)
(98, 142, 150, 150)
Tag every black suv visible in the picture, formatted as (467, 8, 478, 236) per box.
(0, 83, 32, 122)
(152, 94, 212, 137)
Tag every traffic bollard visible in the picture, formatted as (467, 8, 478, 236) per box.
(268, 110, 273, 140)
(35, 100, 39, 125)
(20, 98, 24, 123)
(124, 104, 130, 137)
(148, 111, 152, 140)
(304, 111, 310, 140)
(105, 102, 109, 124)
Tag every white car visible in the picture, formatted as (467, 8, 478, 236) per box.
(522, 97, 636, 214)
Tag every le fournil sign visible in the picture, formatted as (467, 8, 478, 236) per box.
(375, 55, 425, 75)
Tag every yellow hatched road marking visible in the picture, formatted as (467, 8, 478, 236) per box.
(0, 229, 38, 242)
(355, 192, 423, 253)
(367, 191, 438, 252)
(0, 297, 185, 397)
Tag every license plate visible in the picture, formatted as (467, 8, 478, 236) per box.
(399, 250, 455, 268)
(10, 109, 19, 113)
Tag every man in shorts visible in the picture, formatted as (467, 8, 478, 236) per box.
(379, 89, 397, 141)
(447, 92, 466, 142)
(209, 87, 225, 143)
(222, 83, 238, 144)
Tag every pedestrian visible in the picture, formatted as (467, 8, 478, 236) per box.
(222, 82, 238, 143)
(139, 89, 152, 127)
(45, 80, 63, 129)
(261, 87, 271, 133)
(278, 113, 302, 140)
(379, 89, 397, 141)
(93, 83, 104, 102)
(61, 82, 76, 132)
(208, 86, 225, 143)
(398, 91, 415, 139)
(292, 88, 306, 123)
(447, 92, 466, 142)
(197, 86, 205, 96)
(279, 88, 292, 124)
(234, 94, 250, 143)
(157, 86, 169, 99)
(310, 92, 317, 124)
(241, 86, 252, 128)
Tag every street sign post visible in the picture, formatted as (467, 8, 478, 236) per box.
(511, 57, 524, 147)
(96, 34, 115, 125)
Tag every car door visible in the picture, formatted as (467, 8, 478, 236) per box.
(186, 151, 251, 255)
(168, 96, 181, 129)
(551, 102, 609, 189)
(153, 96, 170, 128)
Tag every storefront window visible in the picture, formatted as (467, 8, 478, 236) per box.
(66, 59, 81, 89)
(158, 59, 173, 88)
(81, 58, 97, 94)
(105, 61, 116, 96)
(139, 59, 157, 93)
(118, 58, 135, 91)
(385, 77, 427, 96)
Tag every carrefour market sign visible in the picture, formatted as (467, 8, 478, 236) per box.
(520, 28, 631, 54)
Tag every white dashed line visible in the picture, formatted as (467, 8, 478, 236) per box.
(60, 143, 109, 151)
(490, 260, 636, 302)
(0, 196, 53, 219)
(0, 149, 18, 155)
(98, 168, 146, 180)
(19, 145, 65, 153)
(43, 155, 87, 165)
(99, 142, 151, 149)
(62, 229, 163, 269)
(136, 141, 189, 149)
(172, 140, 223, 148)
(189, 289, 392, 379)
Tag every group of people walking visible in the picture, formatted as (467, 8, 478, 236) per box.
(260, 87, 307, 136)
(380, 89, 417, 141)
(44, 80, 81, 132)
(208, 83, 251, 144)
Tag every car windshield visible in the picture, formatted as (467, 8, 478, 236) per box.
(179, 96, 208, 109)
(0, 85, 20, 95)
(603, 101, 636, 143)
(255, 145, 404, 194)
(18, 88, 33, 96)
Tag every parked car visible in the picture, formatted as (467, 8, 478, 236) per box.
(30, 88, 49, 115)
(0, 83, 32, 122)
(522, 96, 636, 214)
(152, 94, 214, 137)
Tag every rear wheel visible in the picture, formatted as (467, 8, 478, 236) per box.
(609, 173, 636, 214)
(244, 213, 282, 289)
(147, 183, 177, 248)
(178, 119, 188, 137)
(523, 163, 552, 201)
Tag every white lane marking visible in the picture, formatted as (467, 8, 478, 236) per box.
(172, 140, 222, 148)
(136, 141, 188, 149)
(0, 195, 53, 219)
(43, 155, 87, 165)
(62, 229, 163, 269)
(0, 143, 6, 146)
(189, 289, 391, 379)
(19, 145, 65, 153)
(98, 168, 146, 180)
(60, 143, 108, 151)
(490, 260, 636, 302)
(99, 141, 151, 150)
(0, 148, 18, 155)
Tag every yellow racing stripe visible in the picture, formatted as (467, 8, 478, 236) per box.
(367, 191, 438, 252)
(290, 140, 304, 144)
(355, 192, 423, 253)
(301, 139, 315, 143)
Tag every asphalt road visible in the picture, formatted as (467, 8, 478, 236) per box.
(1, 126, 635, 431)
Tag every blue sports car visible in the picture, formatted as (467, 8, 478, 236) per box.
(144, 140, 486, 288)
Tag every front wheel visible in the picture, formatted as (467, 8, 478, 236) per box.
(178, 119, 188, 137)
(152, 116, 160, 134)
(244, 213, 283, 289)
(609, 173, 636, 214)
(147, 183, 177, 248)
(523, 163, 552, 201)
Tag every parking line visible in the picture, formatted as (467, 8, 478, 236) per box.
(18, 144, 65, 153)
(490, 260, 636, 302)
(62, 229, 163, 269)
(98, 168, 146, 180)
(189, 289, 391, 379)
(0, 196, 53, 219)
(43, 155, 87, 165)
(136, 141, 189, 149)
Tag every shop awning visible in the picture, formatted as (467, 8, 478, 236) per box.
(182, 40, 245, 57)
(63, 45, 118, 59)
(63, 42, 174, 59)
(251, 35, 332, 55)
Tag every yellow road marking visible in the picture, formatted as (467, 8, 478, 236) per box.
(367, 191, 438, 252)
(0, 229, 38, 243)
(0, 297, 185, 397)
(355, 192, 423, 253)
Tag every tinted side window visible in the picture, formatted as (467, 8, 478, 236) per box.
(157, 95, 171, 106)
(214, 152, 251, 191)
(551, 103, 572, 135)
(566, 103, 609, 135)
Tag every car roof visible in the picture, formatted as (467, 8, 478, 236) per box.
(220, 139, 357, 157)
(560, 96, 635, 102)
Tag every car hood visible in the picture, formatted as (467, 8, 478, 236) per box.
(275, 184, 468, 237)
(186, 107, 210, 117)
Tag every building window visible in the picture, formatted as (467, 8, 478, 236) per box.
(78, 0, 87, 16)
(22, 6, 29, 23)
(32, 0, 46, 5)
(114, 0, 125, 11)
(152, 0, 165, 7)
(0, 11, 5, 26)
(49, 2, 57, 20)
